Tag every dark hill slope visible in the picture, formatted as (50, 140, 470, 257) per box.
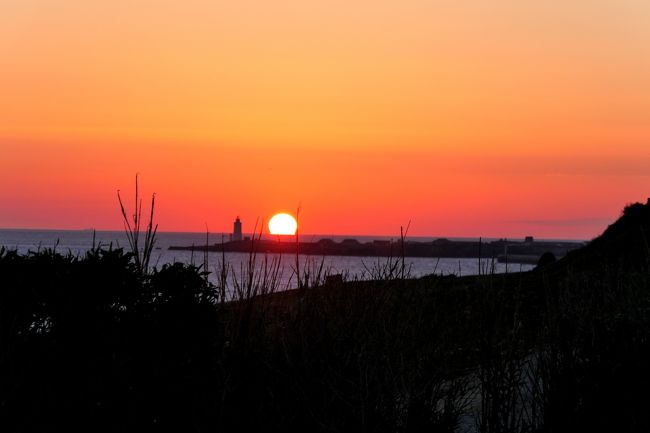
(540, 199, 650, 278)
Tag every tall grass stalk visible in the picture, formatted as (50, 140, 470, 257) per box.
(117, 174, 158, 275)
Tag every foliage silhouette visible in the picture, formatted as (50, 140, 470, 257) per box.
(1, 201, 650, 431)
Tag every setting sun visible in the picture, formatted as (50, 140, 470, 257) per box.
(268, 213, 298, 236)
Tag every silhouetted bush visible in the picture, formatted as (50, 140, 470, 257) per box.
(537, 251, 556, 267)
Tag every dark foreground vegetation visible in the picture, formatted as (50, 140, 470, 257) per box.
(2, 201, 650, 432)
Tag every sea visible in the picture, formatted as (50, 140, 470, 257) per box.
(0, 229, 534, 295)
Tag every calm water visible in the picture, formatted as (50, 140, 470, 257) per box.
(0, 229, 534, 294)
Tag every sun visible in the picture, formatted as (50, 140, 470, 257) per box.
(268, 213, 298, 235)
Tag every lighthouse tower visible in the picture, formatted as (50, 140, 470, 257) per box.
(232, 217, 243, 241)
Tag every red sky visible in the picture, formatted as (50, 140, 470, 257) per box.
(1, 0, 649, 239)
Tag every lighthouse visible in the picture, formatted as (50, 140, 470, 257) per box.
(232, 217, 243, 242)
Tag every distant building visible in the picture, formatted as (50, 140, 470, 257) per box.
(233, 217, 243, 242)
(524, 236, 534, 244)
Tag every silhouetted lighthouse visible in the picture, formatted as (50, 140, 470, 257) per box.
(232, 217, 243, 242)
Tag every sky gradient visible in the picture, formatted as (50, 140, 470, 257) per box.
(1, 0, 649, 238)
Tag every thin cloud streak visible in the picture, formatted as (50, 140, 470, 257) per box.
(508, 217, 613, 227)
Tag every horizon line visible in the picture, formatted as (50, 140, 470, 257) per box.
(0, 226, 592, 242)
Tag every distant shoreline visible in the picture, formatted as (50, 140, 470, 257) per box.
(169, 237, 585, 263)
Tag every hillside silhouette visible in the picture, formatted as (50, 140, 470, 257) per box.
(531, 199, 650, 293)
(561, 199, 650, 269)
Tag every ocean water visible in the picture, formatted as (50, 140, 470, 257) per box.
(0, 229, 534, 294)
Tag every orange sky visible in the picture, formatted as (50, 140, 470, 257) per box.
(1, 0, 649, 239)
